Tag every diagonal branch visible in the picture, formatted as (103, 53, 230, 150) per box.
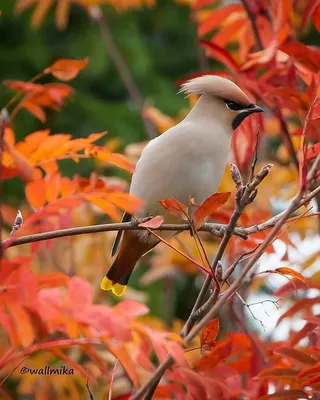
(88, 7, 157, 140)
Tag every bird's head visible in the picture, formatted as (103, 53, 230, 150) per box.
(179, 75, 263, 130)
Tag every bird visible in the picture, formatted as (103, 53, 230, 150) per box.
(101, 75, 263, 296)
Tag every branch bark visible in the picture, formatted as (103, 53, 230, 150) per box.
(2, 184, 320, 251)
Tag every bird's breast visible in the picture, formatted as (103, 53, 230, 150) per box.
(130, 122, 231, 221)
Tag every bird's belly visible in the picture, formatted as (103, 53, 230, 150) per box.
(130, 126, 230, 221)
(132, 157, 226, 220)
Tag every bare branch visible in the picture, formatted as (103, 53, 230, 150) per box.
(88, 7, 157, 140)
(240, 0, 263, 51)
(2, 183, 320, 252)
(86, 378, 95, 400)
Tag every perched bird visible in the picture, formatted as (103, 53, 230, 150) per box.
(101, 75, 263, 296)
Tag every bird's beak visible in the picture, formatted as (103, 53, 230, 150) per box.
(232, 103, 264, 130)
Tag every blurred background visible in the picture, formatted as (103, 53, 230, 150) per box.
(1, 1, 320, 398)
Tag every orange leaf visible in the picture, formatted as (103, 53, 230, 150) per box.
(160, 198, 188, 220)
(45, 174, 61, 202)
(274, 347, 317, 365)
(258, 390, 309, 400)
(3, 80, 42, 94)
(107, 342, 139, 387)
(25, 179, 47, 208)
(38, 272, 70, 288)
(45, 58, 89, 81)
(7, 302, 35, 348)
(2, 139, 34, 181)
(194, 340, 232, 371)
(274, 267, 307, 283)
(257, 367, 298, 379)
(85, 196, 120, 220)
(22, 99, 47, 122)
(0, 310, 20, 347)
(139, 216, 164, 228)
(193, 192, 231, 229)
(198, 4, 243, 36)
(200, 318, 219, 350)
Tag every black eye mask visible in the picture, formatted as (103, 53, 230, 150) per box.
(224, 100, 264, 130)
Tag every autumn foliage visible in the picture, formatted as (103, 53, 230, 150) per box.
(1, 1, 320, 400)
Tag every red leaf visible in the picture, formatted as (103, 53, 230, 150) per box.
(200, 40, 240, 73)
(65, 277, 93, 311)
(112, 300, 149, 318)
(45, 58, 89, 81)
(275, 279, 309, 296)
(37, 272, 70, 288)
(160, 198, 189, 220)
(173, 367, 207, 400)
(277, 298, 320, 325)
(301, 0, 320, 31)
(200, 318, 219, 350)
(290, 322, 317, 346)
(164, 341, 187, 366)
(139, 215, 164, 228)
(307, 142, 320, 160)
(279, 42, 320, 72)
(312, 5, 320, 32)
(274, 267, 307, 283)
(274, 347, 317, 365)
(299, 362, 320, 378)
(193, 192, 231, 229)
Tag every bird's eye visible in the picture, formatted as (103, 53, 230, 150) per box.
(225, 101, 245, 111)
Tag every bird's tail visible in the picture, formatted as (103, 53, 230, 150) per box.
(101, 231, 159, 296)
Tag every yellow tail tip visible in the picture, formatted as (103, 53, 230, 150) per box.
(112, 283, 127, 297)
(101, 276, 113, 291)
(100, 277, 127, 297)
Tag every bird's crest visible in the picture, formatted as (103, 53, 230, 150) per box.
(179, 75, 251, 106)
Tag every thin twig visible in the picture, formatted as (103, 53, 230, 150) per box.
(88, 7, 156, 139)
(131, 188, 306, 400)
(0, 357, 28, 388)
(0, 109, 10, 260)
(2, 184, 320, 252)
(240, 0, 264, 50)
(108, 359, 118, 400)
(86, 377, 95, 400)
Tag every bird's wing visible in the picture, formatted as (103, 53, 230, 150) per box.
(111, 211, 132, 257)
